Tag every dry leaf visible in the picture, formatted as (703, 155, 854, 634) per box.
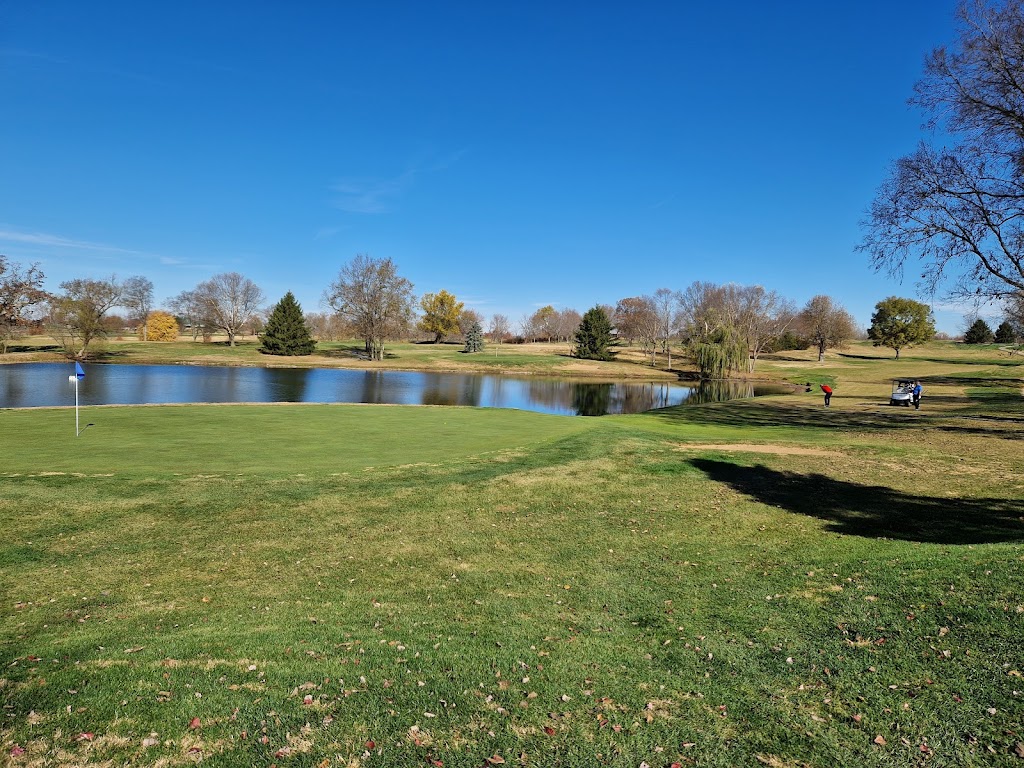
(873, 735, 886, 746)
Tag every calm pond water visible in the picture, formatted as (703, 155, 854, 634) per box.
(0, 363, 792, 416)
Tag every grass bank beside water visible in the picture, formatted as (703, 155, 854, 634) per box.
(0, 336, 678, 380)
(1, 341, 1022, 766)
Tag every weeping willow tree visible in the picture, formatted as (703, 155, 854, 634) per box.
(689, 327, 747, 379)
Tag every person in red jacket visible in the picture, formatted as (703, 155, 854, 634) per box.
(820, 384, 833, 407)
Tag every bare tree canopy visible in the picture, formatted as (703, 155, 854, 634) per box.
(325, 254, 414, 361)
(488, 313, 511, 343)
(121, 275, 154, 340)
(614, 296, 658, 349)
(733, 285, 796, 372)
(49, 276, 123, 358)
(861, 0, 1024, 300)
(193, 272, 265, 347)
(0, 255, 48, 353)
(798, 295, 857, 362)
(168, 289, 207, 340)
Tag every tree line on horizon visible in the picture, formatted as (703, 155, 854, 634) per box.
(3, 251, 1022, 376)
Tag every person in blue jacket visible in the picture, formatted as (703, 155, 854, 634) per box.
(912, 381, 922, 410)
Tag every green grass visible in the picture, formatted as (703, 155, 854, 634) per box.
(2, 343, 1024, 766)
(2, 336, 677, 380)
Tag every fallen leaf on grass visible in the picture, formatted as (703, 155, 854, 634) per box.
(188, 717, 201, 730)
(10, 745, 25, 757)
(873, 735, 886, 746)
(543, 726, 555, 736)
(75, 732, 94, 742)
(485, 756, 505, 765)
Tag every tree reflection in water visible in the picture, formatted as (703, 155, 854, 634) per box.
(0, 363, 796, 415)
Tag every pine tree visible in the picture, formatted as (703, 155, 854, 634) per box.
(994, 320, 1017, 344)
(463, 320, 484, 353)
(963, 318, 994, 344)
(573, 306, 613, 361)
(259, 292, 316, 356)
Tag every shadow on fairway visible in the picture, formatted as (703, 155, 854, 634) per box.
(651, 400, 919, 432)
(690, 458, 1024, 545)
(651, 397, 1024, 438)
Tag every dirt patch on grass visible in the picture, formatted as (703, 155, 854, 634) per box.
(672, 443, 835, 457)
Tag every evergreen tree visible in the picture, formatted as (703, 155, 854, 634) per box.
(994, 320, 1017, 344)
(463, 320, 484, 353)
(963, 318, 994, 344)
(573, 306, 613, 361)
(259, 292, 316, 355)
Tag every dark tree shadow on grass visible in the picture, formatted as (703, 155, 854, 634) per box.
(651, 400, 924, 433)
(689, 458, 1024, 545)
(650, 398, 1024, 439)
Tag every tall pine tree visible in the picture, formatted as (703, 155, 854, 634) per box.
(994, 320, 1017, 344)
(463, 320, 484, 353)
(259, 292, 316, 355)
(963, 318, 994, 344)
(573, 306, 613, 361)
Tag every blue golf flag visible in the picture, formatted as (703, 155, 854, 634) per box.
(75, 362, 85, 380)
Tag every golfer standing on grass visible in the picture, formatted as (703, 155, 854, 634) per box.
(820, 384, 832, 407)
(913, 380, 922, 410)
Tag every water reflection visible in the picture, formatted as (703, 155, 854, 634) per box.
(572, 382, 612, 417)
(0, 363, 794, 416)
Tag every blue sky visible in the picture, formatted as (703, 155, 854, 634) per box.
(1, 0, 996, 334)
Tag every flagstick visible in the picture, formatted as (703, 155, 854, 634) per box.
(75, 376, 80, 437)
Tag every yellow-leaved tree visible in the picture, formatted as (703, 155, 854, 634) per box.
(418, 289, 464, 343)
(140, 310, 180, 342)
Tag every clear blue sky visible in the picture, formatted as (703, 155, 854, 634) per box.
(2, 0, 992, 334)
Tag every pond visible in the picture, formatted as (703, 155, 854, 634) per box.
(0, 363, 794, 416)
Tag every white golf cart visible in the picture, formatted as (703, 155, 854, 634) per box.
(890, 379, 914, 406)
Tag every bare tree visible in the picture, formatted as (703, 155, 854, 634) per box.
(530, 306, 558, 342)
(676, 282, 726, 341)
(518, 313, 536, 342)
(554, 308, 582, 343)
(49, 276, 123, 358)
(305, 311, 352, 341)
(324, 254, 414, 361)
(488, 313, 511, 343)
(458, 308, 484, 340)
(168, 289, 207, 341)
(736, 285, 797, 371)
(649, 288, 681, 368)
(120, 276, 154, 340)
(614, 296, 653, 348)
(861, 0, 1024, 300)
(193, 272, 265, 346)
(0, 256, 48, 354)
(798, 295, 857, 362)
(615, 296, 659, 363)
